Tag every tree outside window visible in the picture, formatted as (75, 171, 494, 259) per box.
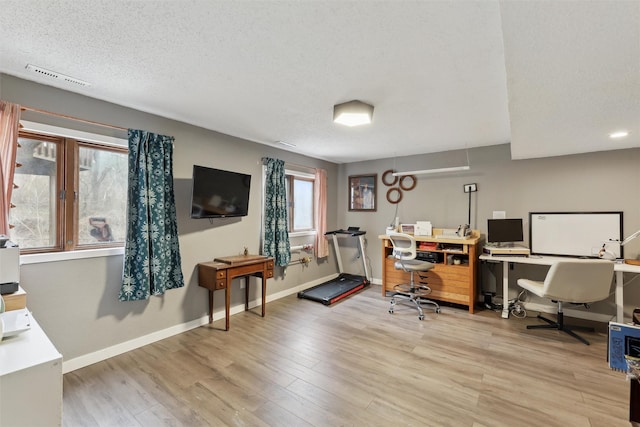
(9, 131, 127, 252)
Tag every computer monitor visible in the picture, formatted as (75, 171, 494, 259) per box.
(487, 218, 524, 245)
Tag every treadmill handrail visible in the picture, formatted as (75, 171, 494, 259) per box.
(324, 229, 366, 236)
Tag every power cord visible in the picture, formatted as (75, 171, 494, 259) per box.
(509, 289, 528, 318)
(485, 289, 528, 318)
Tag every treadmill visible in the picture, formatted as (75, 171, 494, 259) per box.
(297, 227, 371, 305)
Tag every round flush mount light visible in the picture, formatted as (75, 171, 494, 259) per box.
(609, 130, 630, 139)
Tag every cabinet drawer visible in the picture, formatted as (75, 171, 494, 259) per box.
(198, 264, 227, 290)
(429, 288, 471, 305)
(426, 279, 470, 295)
(424, 266, 469, 282)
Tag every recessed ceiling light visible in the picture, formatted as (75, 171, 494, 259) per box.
(609, 130, 629, 139)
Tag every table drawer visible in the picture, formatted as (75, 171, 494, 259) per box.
(198, 264, 228, 290)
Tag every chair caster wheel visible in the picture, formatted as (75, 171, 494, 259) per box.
(389, 309, 394, 314)
(435, 308, 441, 314)
(418, 315, 424, 320)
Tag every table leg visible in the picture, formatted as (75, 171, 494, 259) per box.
(245, 276, 249, 311)
(261, 270, 266, 317)
(501, 261, 510, 319)
(208, 290, 214, 324)
(616, 270, 624, 323)
(225, 282, 230, 331)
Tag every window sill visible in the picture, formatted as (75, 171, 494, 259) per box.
(289, 231, 317, 238)
(21, 247, 124, 265)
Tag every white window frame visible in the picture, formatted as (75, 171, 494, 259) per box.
(285, 169, 316, 236)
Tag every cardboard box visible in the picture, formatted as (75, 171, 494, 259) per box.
(2, 286, 26, 311)
(608, 321, 640, 372)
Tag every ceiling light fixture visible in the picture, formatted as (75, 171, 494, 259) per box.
(393, 150, 471, 177)
(609, 130, 629, 139)
(392, 166, 470, 177)
(333, 100, 374, 127)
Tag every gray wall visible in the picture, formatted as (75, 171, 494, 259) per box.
(1, 74, 340, 362)
(3, 73, 639, 366)
(339, 144, 640, 318)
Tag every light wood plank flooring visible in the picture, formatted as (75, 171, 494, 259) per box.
(63, 286, 630, 426)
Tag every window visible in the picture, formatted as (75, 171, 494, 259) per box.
(285, 171, 315, 233)
(9, 130, 128, 253)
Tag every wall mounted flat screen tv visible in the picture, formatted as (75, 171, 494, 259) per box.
(190, 165, 251, 218)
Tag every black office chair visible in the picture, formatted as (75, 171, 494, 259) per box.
(388, 233, 440, 320)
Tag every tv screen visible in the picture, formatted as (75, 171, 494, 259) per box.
(190, 165, 251, 218)
(487, 218, 524, 244)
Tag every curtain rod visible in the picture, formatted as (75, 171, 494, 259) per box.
(20, 105, 127, 132)
(260, 158, 318, 172)
(286, 161, 318, 173)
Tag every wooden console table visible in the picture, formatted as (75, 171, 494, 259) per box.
(379, 229, 480, 313)
(198, 254, 274, 330)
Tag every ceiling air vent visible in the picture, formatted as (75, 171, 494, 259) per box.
(25, 64, 91, 87)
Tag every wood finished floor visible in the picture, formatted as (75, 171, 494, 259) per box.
(63, 286, 630, 427)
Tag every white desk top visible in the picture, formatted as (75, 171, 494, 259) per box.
(479, 254, 640, 273)
(0, 312, 62, 376)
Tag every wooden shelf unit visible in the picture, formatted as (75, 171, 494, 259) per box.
(379, 229, 481, 313)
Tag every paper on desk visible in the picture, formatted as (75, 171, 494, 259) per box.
(415, 221, 432, 236)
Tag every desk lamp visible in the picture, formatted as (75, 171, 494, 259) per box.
(621, 230, 640, 247)
(599, 230, 640, 260)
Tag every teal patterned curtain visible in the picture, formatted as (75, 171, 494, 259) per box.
(263, 157, 290, 266)
(119, 129, 184, 301)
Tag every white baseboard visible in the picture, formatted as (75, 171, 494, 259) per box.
(62, 316, 209, 373)
(62, 273, 338, 373)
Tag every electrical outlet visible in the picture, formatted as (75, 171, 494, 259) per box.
(464, 183, 478, 193)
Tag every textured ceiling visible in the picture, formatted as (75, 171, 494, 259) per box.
(0, 1, 638, 164)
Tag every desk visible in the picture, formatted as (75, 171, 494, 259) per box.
(198, 255, 274, 330)
(379, 229, 481, 313)
(0, 313, 62, 426)
(480, 254, 640, 322)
